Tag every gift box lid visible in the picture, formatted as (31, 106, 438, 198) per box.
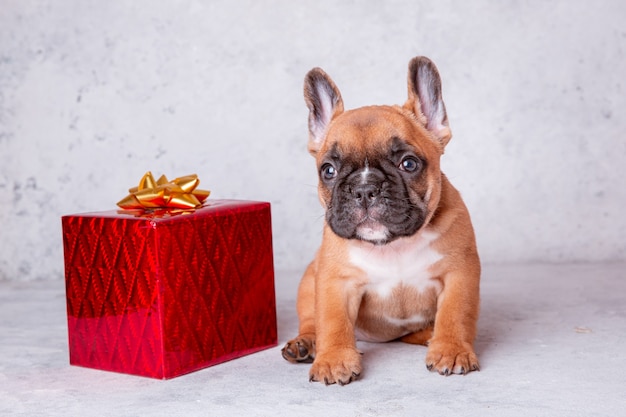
(63, 199, 267, 222)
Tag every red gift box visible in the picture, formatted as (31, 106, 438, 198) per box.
(61, 200, 277, 379)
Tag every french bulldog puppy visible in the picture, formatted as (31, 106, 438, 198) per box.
(282, 57, 480, 385)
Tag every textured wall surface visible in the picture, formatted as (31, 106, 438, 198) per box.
(1, 1, 625, 281)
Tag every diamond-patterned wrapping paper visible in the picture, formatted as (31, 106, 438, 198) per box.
(61, 200, 277, 379)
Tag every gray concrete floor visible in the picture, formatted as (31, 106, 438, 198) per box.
(1, 263, 625, 416)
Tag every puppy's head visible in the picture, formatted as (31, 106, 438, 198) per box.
(304, 57, 452, 245)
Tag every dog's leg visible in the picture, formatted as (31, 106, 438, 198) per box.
(308, 273, 363, 385)
(282, 263, 317, 363)
(425, 267, 480, 375)
(400, 325, 433, 346)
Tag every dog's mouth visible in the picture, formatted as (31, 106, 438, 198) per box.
(328, 202, 425, 245)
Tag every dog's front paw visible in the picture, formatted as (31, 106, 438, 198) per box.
(425, 340, 479, 376)
(281, 334, 316, 363)
(309, 348, 362, 386)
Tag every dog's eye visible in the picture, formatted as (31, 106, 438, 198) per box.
(399, 156, 420, 173)
(320, 163, 337, 180)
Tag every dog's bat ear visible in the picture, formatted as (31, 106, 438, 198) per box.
(405, 57, 452, 149)
(304, 68, 344, 155)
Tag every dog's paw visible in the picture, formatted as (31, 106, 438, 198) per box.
(281, 334, 316, 363)
(425, 339, 479, 376)
(309, 348, 362, 386)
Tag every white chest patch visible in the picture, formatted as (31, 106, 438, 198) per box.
(348, 229, 443, 298)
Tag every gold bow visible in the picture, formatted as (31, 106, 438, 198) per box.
(117, 172, 210, 210)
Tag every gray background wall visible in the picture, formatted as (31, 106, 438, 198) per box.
(1, 0, 625, 281)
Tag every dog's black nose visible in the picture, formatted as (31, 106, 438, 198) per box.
(353, 183, 380, 208)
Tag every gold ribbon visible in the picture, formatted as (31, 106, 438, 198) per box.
(117, 172, 210, 210)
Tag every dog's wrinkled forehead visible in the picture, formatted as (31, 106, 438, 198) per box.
(318, 106, 438, 168)
(321, 137, 411, 172)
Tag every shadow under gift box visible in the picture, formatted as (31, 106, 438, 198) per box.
(61, 200, 277, 379)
